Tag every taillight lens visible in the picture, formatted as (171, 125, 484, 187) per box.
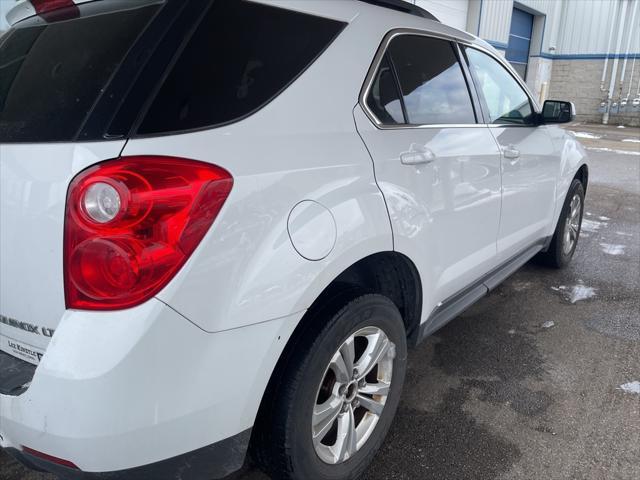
(64, 156, 233, 310)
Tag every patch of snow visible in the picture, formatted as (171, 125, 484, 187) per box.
(586, 212, 593, 216)
(569, 285, 596, 303)
(622, 138, 640, 143)
(551, 284, 596, 304)
(570, 131, 602, 139)
(618, 381, 640, 395)
(569, 130, 602, 140)
(600, 243, 626, 255)
(616, 231, 633, 237)
(541, 321, 555, 329)
(617, 125, 626, 129)
(582, 219, 606, 233)
(508, 329, 516, 335)
(586, 147, 640, 156)
(598, 216, 611, 221)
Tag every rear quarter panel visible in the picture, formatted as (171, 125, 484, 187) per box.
(122, 9, 398, 333)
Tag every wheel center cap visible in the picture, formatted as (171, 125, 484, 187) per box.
(345, 381, 358, 403)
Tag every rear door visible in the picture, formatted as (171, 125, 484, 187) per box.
(354, 33, 502, 323)
(463, 46, 557, 261)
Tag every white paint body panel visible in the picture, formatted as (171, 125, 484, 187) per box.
(0, 0, 588, 474)
(354, 108, 502, 319)
(0, 299, 302, 471)
(0, 141, 125, 359)
(490, 125, 559, 262)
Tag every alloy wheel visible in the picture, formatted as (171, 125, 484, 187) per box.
(563, 193, 582, 255)
(311, 326, 396, 464)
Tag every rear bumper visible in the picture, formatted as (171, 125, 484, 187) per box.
(0, 299, 301, 476)
(5, 428, 252, 480)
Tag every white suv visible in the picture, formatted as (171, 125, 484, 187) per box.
(0, 1, 587, 479)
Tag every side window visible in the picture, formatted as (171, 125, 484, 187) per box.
(387, 35, 476, 125)
(465, 48, 534, 125)
(366, 53, 405, 124)
(136, 1, 345, 135)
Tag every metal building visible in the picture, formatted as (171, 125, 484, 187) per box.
(413, 0, 640, 125)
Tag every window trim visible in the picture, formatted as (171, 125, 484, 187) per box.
(360, 29, 482, 130)
(359, 28, 541, 130)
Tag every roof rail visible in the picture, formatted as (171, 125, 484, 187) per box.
(357, 0, 440, 22)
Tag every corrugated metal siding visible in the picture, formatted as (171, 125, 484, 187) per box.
(479, 0, 514, 46)
(556, 0, 616, 54)
(412, 0, 469, 30)
(475, 0, 639, 56)
(516, 0, 555, 15)
(550, 0, 639, 55)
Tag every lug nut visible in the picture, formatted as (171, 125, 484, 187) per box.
(359, 379, 366, 388)
(339, 386, 346, 396)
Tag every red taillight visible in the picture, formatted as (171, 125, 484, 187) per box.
(22, 446, 79, 469)
(64, 156, 233, 310)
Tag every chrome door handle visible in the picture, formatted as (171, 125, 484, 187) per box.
(401, 144, 436, 166)
(503, 146, 520, 159)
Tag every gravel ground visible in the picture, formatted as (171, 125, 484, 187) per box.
(2, 123, 639, 480)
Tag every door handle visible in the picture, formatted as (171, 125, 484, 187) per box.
(401, 144, 436, 166)
(503, 145, 520, 159)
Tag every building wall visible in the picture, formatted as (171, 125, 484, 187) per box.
(549, 59, 640, 126)
(436, 0, 640, 125)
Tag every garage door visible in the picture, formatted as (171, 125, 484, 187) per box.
(413, 0, 469, 31)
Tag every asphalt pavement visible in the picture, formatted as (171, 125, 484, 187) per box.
(2, 123, 639, 480)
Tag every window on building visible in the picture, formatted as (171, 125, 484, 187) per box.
(465, 47, 534, 125)
(137, 1, 345, 135)
(366, 53, 405, 124)
(385, 35, 477, 125)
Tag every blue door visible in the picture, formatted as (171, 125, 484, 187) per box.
(506, 8, 534, 79)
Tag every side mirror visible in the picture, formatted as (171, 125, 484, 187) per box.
(542, 100, 575, 124)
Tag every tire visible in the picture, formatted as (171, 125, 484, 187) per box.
(538, 179, 585, 268)
(254, 293, 407, 480)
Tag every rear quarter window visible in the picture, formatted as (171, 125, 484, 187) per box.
(0, 4, 158, 143)
(136, 1, 345, 136)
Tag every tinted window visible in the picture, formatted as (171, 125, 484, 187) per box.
(386, 36, 476, 125)
(366, 54, 405, 124)
(0, 5, 157, 143)
(465, 48, 534, 124)
(137, 2, 345, 135)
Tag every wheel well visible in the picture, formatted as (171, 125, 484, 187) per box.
(249, 252, 422, 462)
(574, 164, 589, 193)
(327, 252, 422, 342)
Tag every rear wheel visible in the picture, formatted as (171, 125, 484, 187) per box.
(254, 293, 407, 480)
(538, 179, 585, 268)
